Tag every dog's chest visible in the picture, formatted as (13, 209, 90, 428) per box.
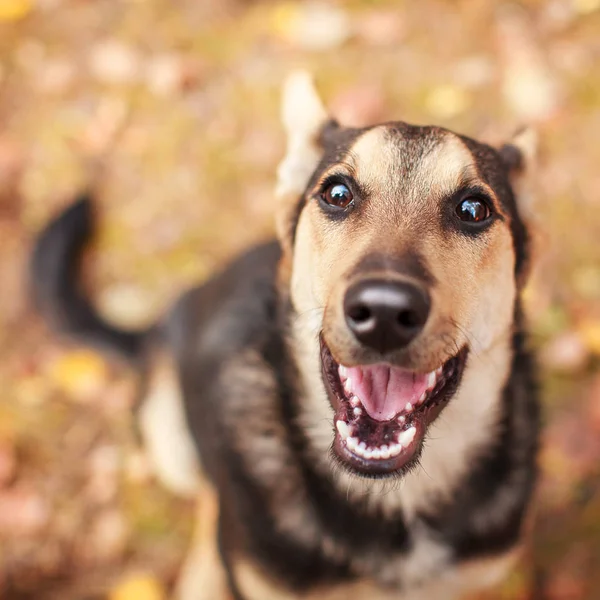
(234, 528, 517, 600)
(351, 521, 452, 588)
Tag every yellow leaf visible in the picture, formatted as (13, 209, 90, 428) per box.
(50, 350, 108, 399)
(573, 0, 600, 15)
(579, 319, 600, 355)
(269, 2, 301, 39)
(109, 574, 165, 600)
(0, 0, 33, 21)
(425, 84, 470, 120)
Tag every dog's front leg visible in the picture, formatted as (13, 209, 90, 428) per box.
(174, 485, 230, 600)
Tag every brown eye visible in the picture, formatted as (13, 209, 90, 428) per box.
(456, 197, 491, 223)
(322, 183, 353, 209)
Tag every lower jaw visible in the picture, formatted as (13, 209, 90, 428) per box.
(332, 398, 449, 477)
(333, 419, 425, 477)
(322, 343, 468, 478)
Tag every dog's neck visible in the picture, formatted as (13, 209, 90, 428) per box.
(285, 303, 513, 520)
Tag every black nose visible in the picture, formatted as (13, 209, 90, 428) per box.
(344, 279, 430, 353)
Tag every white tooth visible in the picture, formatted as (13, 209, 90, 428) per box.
(371, 449, 382, 460)
(405, 402, 413, 412)
(344, 378, 353, 394)
(336, 420, 350, 439)
(350, 396, 360, 407)
(380, 445, 390, 459)
(398, 415, 406, 424)
(427, 371, 436, 389)
(398, 427, 417, 447)
(418, 392, 427, 405)
(346, 436, 358, 451)
(364, 449, 373, 459)
(358, 441, 367, 451)
(339, 365, 347, 378)
(389, 444, 401, 456)
(353, 407, 362, 417)
(436, 366, 443, 377)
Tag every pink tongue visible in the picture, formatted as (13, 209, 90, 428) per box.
(346, 365, 429, 421)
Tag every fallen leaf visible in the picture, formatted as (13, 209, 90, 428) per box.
(452, 55, 495, 89)
(82, 509, 129, 564)
(14, 375, 50, 407)
(571, 265, 600, 300)
(573, 0, 600, 15)
(89, 40, 142, 84)
(330, 84, 385, 127)
(577, 319, 600, 355)
(0, 439, 16, 487)
(425, 84, 470, 119)
(49, 350, 109, 401)
(35, 58, 75, 94)
(80, 97, 129, 155)
(145, 54, 201, 97)
(110, 574, 165, 600)
(0, 486, 49, 536)
(0, 137, 25, 184)
(97, 284, 156, 329)
(0, 0, 33, 21)
(85, 445, 120, 505)
(125, 449, 153, 485)
(544, 410, 600, 478)
(587, 374, 600, 433)
(355, 9, 405, 47)
(271, 1, 351, 51)
(539, 331, 589, 373)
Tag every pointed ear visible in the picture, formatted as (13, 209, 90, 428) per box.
(499, 128, 539, 288)
(499, 127, 538, 220)
(276, 71, 329, 257)
(499, 127, 538, 174)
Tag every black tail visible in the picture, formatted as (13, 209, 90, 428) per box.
(30, 195, 148, 363)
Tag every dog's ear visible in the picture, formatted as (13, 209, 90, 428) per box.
(499, 127, 537, 175)
(499, 127, 538, 219)
(500, 128, 538, 287)
(276, 71, 329, 257)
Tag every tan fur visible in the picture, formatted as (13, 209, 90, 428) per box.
(290, 126, 514, 370)
(283, 122, 518, 513)
(174, 482, 230, 600)
(218, 351, 324, 549)
(276, 71, 328, 257)
(232, 545, 520, 600)
(138, 349, 201, 497)
(157, 76, 531, 600)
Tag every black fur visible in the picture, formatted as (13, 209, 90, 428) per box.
(30, 197, 148, 363)
(294, 123, 531, 282)
(30, 121, 538, 598)
(162, 249, 538, 594)
(419, 306, 539, 559)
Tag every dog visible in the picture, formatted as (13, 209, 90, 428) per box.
(31, 72, 540, 600)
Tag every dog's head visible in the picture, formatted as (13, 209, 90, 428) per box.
(276, 73, 534, 479)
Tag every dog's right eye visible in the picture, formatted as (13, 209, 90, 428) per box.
(321, 183, 354, 209)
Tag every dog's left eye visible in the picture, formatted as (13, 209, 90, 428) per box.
(321, 183, 354, 209)
(456, 197, 491, 223)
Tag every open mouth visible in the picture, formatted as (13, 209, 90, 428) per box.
(321, 340, 468, 477)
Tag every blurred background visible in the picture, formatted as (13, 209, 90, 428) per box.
(0, 0, 599, 598)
